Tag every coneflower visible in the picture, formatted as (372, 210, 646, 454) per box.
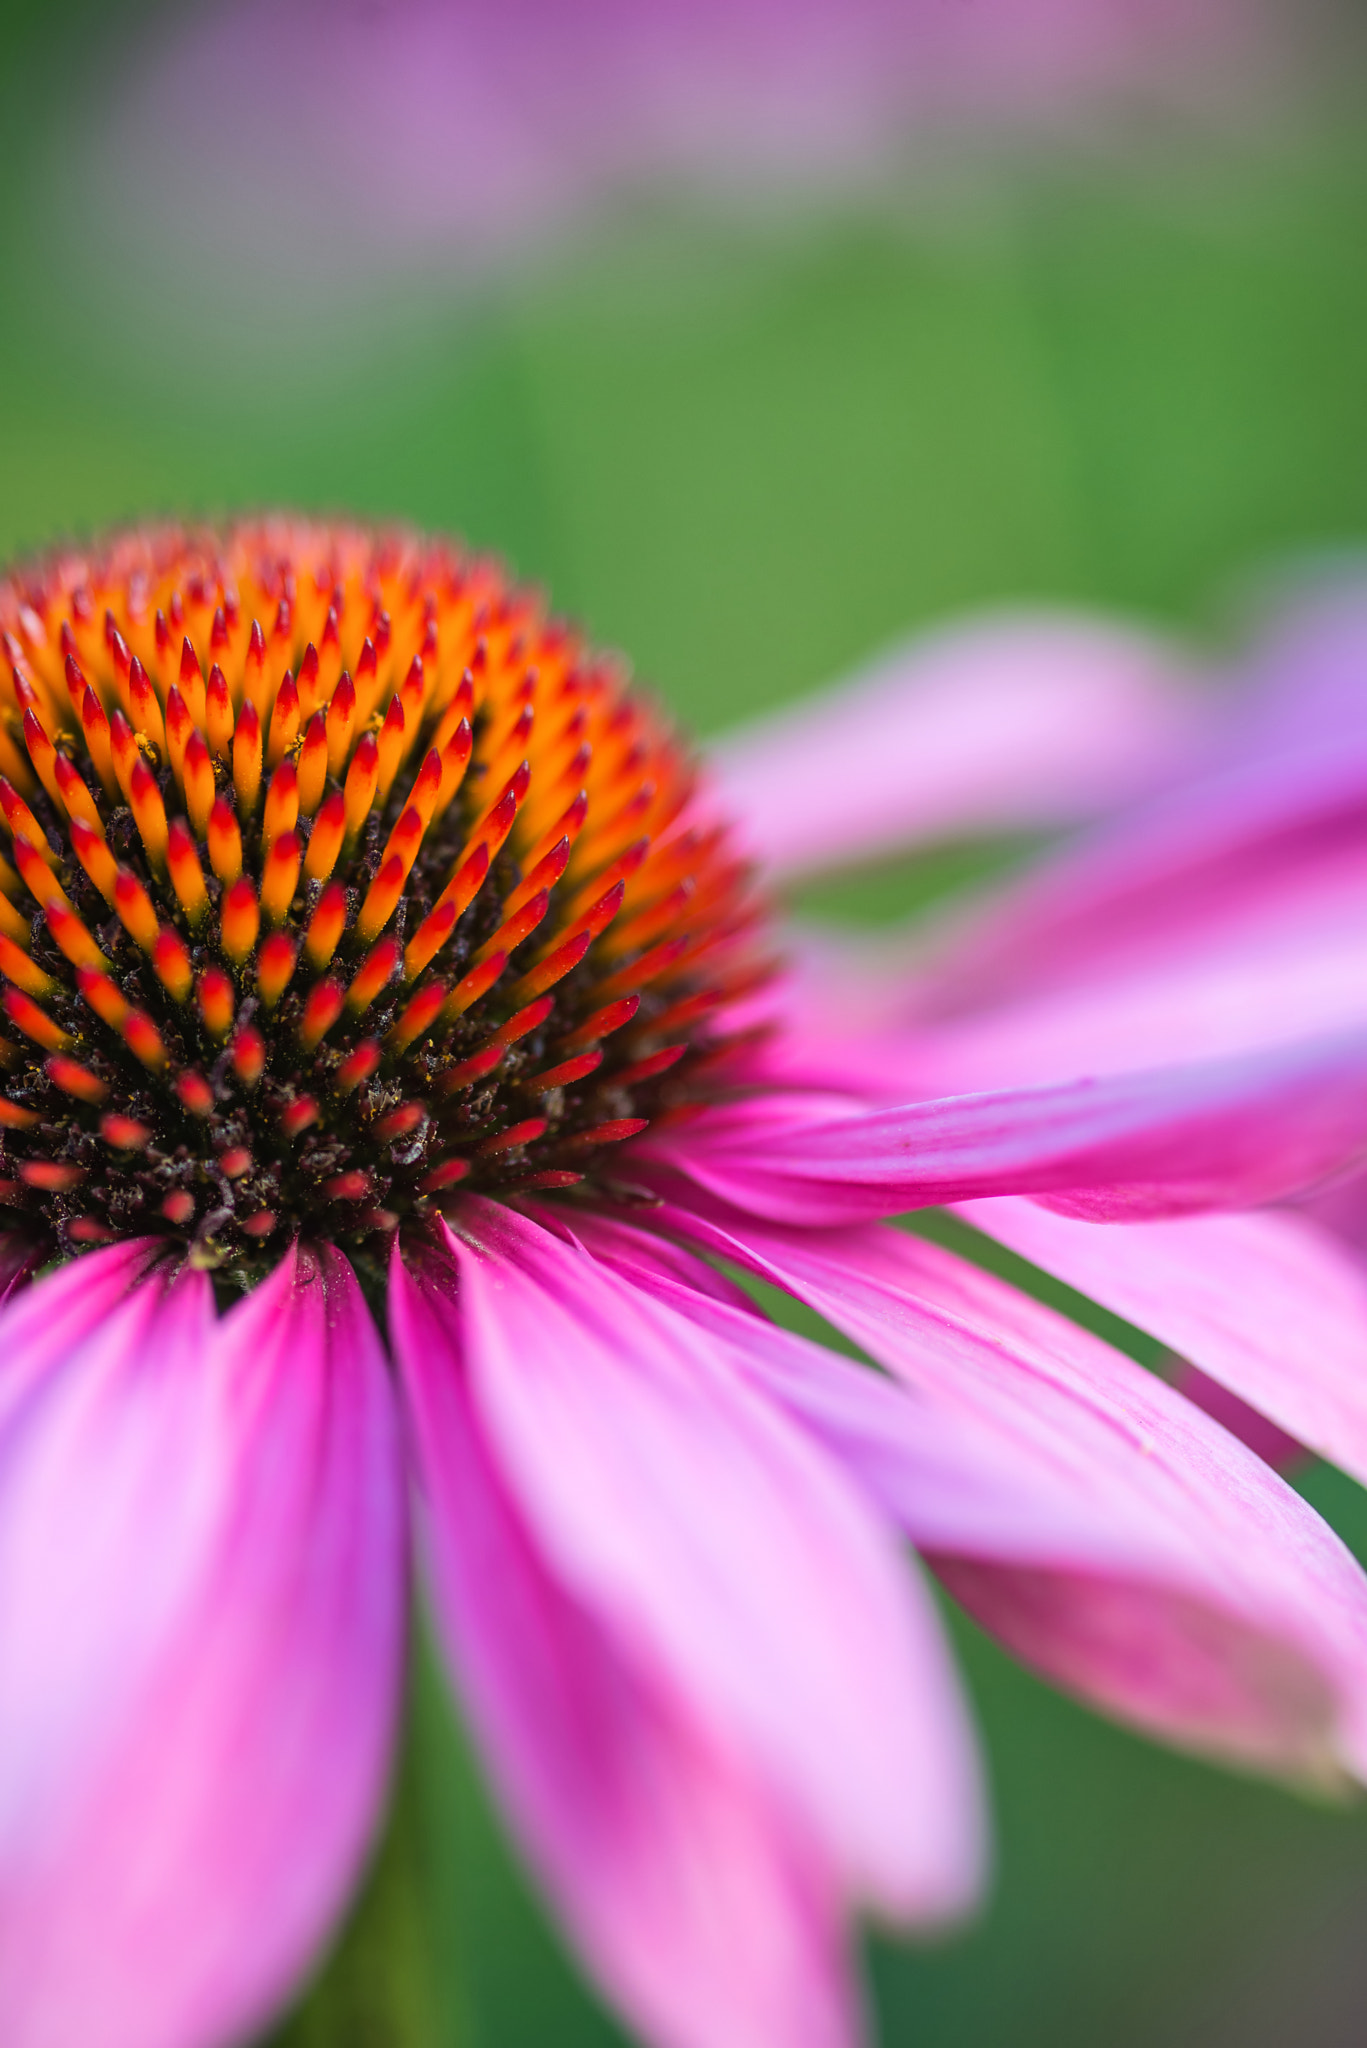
(4, 521, 1367, 2048)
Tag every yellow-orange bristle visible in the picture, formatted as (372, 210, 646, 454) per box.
(333, 1038, 382, 1093)
(80, 686, 117, 797)
(46, 1053, 108, 1104)
(113, 867, 161, 952)
(355, 851, 407, 946)
(296, 641, 322, 720)
(45, 901, 109, 973)
(63, 651, 87, 719)
(476, 1116, 547, 1159)
(5, 986, 71, 1051)
(220, 876, 259, 964)
(403, 843, 490, 981)
(208, 796, 243, 884)
(386, 981, 446, 1054)
(76, 964, 130, 1030)
(524, 1051, 603, 1092)
(164, 686, 193, 789)
(0, 931, 56, 997)
(418, 1158, 471, 1192)
(261, 830, 301, 925)
(475, 887, 551, 966)
(153, 926, 194, 1002)
(304, 881, 348, 969)
(197, 965, 234, 1037)
(326, 672, 357, 775)
(108, 708, 140, 801)
(206, 663, 233, 758)
(280, 1095, 319, 1138)
(128, 755, 169, 870)
(343, 729, 379, 841)
(234, 698, 263, 813)
(101, 1111, 151, 1149)
(346, 936, 400, 1014)
(14, 834, 73, 912)
(256, 930, 298, 1007)
(263, 759, 299, 850)
(510, 927, 591, 1004)
(298, 978, 344, 1051)
(267, 670, 300, 768)
(374, 696, 405, 805)
(66, 815, 117, 905)
(0, 778, 53, 863)
(21, 707, 64, 811)
(19, 1159, 86, 1190)
(230, 1024, 265, 1085)
(243, 618, 268, 712)
(51, 752, 101, 834)
(0, 891, 26, 942)
(183, 728, 216, 841)
(297, 712, 328, 814)
(304, 789, 346, 884)
(178, 636, 207, 728)
(559, 1117, 649, 1152)
(129, 658, 166, 755)
(442, 948, 507, 1023)
(434, 716, 474, 817)
(166, 818, 209, 923)
(505, 834, 572, 918)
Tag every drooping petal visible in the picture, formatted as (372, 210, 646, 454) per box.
(892, 714, 1367, 1024)
(0, 1244, 407, 2048)
(393, 1240, 864, 2048)
(651, 1031, 1367, 1224)
(411, 1200, 982, 1924)
(712, 612, 1200, 881)
(959, 1198, 1367, 1486)
(635, 1189, 1367, 1783)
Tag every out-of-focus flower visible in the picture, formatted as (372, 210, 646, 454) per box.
(4, 521, 1367, 2048)
(68, 0, 1314, 328)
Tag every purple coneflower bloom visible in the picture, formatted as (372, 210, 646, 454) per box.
(3, 521, 1367, 2048)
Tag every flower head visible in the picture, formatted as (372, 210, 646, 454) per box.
(6, 521, 1367, 2048)
(0, 522, 757, 1275)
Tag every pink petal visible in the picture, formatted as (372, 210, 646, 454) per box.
(653, 1032, 1367, 1224)
(895, 718, 1367, 1025)
(0, 1245, 406, 2048)
(958, 1198, 1367, 1485)
(712, 612, 1199, 880)
(413, 1201, 981, 1922)
(639, 1190, 1367, 1783)
(393, 1242, 863, 2048)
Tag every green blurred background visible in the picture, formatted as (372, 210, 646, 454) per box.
(5, 4, 1367, 2042)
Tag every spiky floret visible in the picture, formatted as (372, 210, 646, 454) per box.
(0, 519, 765, 1276)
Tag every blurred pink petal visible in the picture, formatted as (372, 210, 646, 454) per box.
(394, 1236, 864, 2048)
(712, 612, 1202, 880)
(654, 1030, 1367, 1224)
(630, 1193, 1367, 1781)
(0, 1246, 406, 2048)
(414, 1201, 984, 1923)
(81, 0, 1297, 319)
(958, 1201, 1367, 1482)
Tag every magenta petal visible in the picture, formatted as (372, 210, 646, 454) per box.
(407, 1201, 981, 1923)
(394, 1244, 863, 2048)
(644, 1194, 1367, 1783)
(0, 1245, 406, 2048)
(959, 1199, 1367, 1485)
(712, 612, 1198, 880)
(654, 1032, 1367, 1224)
